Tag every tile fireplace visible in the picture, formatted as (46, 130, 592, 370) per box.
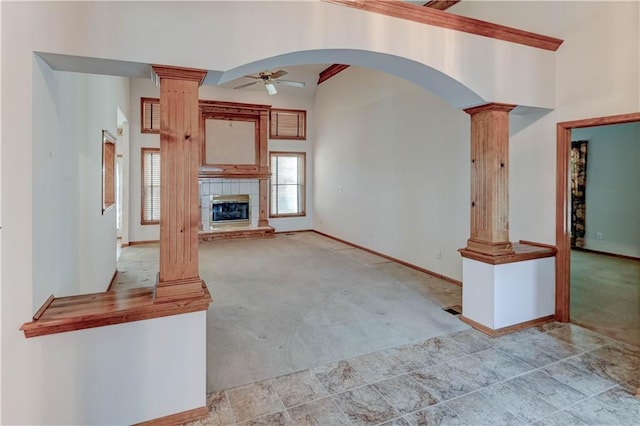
(200, 178, 259, 230)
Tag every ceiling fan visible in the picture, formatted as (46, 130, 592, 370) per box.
(233, 70, 305, 95)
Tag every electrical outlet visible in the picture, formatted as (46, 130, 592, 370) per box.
(596, 232, 603, 240)
(435, 250, 442, 259)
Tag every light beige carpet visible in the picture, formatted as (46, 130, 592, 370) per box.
(571, 249, 640, 347)
(116, 232, 466, 392)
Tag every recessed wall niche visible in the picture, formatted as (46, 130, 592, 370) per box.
(204, 118, 256, 166)
(198, 100, 270, 178)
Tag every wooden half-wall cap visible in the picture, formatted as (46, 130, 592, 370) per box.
(423, 0, 460, 11)
(20, 285, 212, 338)
(318, 64, 351, 84)
(459, 240, 557, 265)
(322, 0, 563, 51)
(151, 65, 208, 86)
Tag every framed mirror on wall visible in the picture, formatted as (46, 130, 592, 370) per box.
(102, 130, 117, 214)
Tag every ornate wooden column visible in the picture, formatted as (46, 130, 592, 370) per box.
(153, 65, 208, 302)
(462, 103, 516, 258)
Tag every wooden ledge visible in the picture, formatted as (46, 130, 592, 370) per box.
(20, 285, 212, 338)
(459, 240, 557, 265)
(198, 171, 271, 179)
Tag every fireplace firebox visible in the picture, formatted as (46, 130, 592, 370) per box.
(210, 194, 250, 229)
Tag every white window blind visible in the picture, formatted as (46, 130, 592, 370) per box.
(270, 152, 305, 217)
(142, 148, 160, 224)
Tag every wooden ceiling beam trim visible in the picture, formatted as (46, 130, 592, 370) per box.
(318, 64, 351, 85)
(423, 0, 460, 11)
(322, 0, 563, 51)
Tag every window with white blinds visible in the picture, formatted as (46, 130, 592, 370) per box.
(270, 152, 306, 217)
(141, 148, 160, 224)
(141, 97, 160, 134)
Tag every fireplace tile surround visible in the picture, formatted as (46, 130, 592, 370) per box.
(200, 178, 259, 230)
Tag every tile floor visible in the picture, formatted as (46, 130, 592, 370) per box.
(186, 322, 639, 426)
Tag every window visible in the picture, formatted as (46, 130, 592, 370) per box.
(270, 109, 306, 140)
(141, 97, 160, 133)
(270, 152, 305, 217)
(141, 148, 160, 224)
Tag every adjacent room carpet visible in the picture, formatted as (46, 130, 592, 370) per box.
(115, 232, 466, 392)
(571, 249, 640, 347)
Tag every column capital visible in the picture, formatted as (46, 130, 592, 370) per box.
(463, 103, 517, 115)
(152, 64, 207, 85)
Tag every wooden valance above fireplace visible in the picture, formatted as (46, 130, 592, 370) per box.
(199, 100, 271, 179)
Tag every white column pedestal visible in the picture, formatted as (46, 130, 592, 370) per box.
(462, 256, 555, 333)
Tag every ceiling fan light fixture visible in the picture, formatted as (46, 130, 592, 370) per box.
(265, 82, 277, 95)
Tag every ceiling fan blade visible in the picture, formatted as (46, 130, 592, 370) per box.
(234, 81, 260, 89)
(270, 70, 288, 79)
(275, 80, 306, 88)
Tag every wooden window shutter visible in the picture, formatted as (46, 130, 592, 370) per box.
(270, 109, 306, 140)
(141, 98, 160, 134)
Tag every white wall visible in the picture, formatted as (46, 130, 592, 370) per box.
(314, 67, 470, 281)
(32, 60, 129, 304)
(129, 78, 314, 243)
(572, 122, 640, 257)
(20, 312, 205, 425)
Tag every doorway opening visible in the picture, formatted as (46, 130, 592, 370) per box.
(555, 112, 640, 345)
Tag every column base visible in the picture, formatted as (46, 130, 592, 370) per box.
(465, 238, 514, 256)
(155, 276, 205, 303)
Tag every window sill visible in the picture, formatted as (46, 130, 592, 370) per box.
(20, 284, 212, 338)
